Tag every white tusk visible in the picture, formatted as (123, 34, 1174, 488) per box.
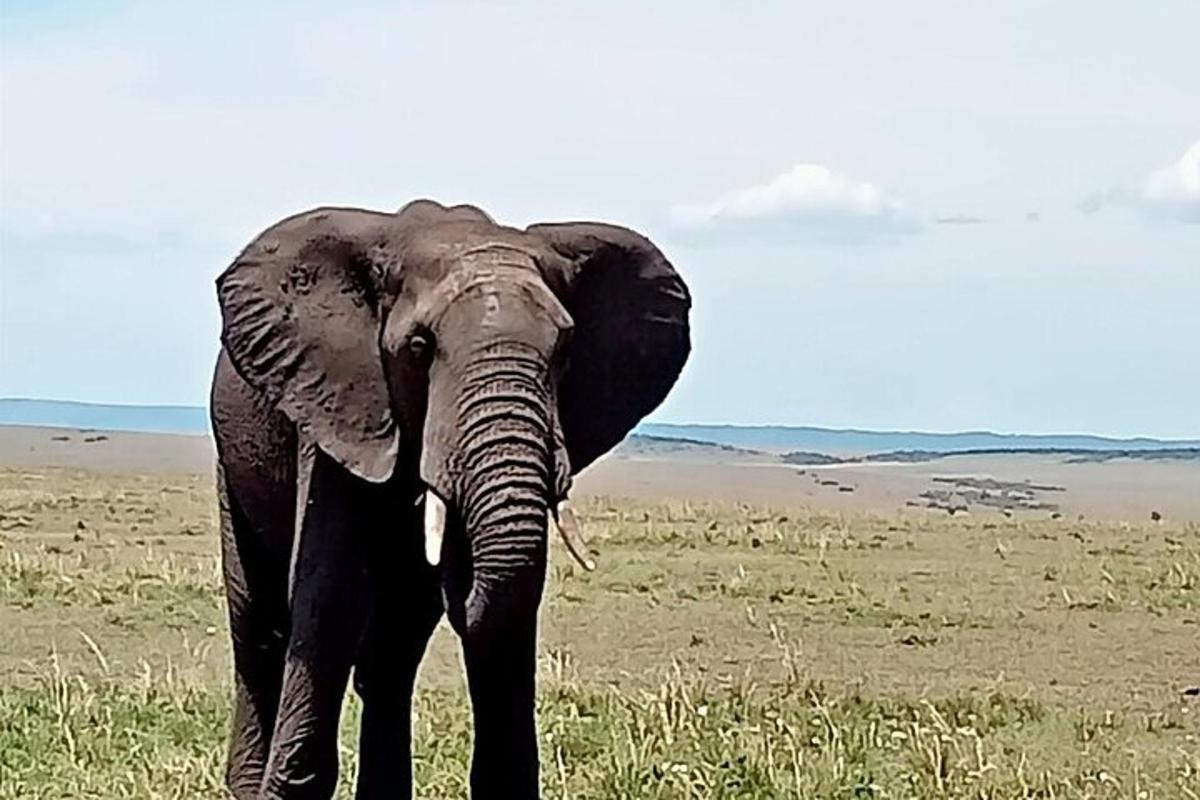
(423, 492, 446, 567)
(553, 500, 596, 571)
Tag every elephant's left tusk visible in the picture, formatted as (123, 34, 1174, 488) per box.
(552, 500, 596, 571)
(423, 491, 447, 567)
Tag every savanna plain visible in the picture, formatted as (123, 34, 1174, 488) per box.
(1, 429, 1198, 798)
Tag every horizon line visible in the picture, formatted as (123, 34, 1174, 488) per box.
(2, 396, 1197, 443)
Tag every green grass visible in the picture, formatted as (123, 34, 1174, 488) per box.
(3, 655, 1198, 799)
(2, 469, 1200, 797)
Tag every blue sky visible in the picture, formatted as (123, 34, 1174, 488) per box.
(1, 1, 1197, 437)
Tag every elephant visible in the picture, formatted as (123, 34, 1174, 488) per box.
(208, 199, 691, 799)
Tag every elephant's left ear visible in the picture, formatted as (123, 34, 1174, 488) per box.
(216, 208, 400, 482)
(528, 222, 692, 473)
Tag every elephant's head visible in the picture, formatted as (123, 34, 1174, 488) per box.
(215, 199, 690, 632)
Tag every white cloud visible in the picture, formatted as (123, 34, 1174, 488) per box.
(1081, 140, 1200, 224)
(1140, 140, 1200, 223)
(668, 163, 918, 243)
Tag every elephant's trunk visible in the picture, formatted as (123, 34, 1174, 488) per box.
(452, 344, 553, 631)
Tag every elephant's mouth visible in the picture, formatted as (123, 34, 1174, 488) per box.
(417, 489, 594, 572)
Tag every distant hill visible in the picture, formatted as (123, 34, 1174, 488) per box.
(641, 423, 1200, 456)
(3, 400, 1197, 457)
(0, 399, 210, 435)
(616, 434, 770, 462)
(783, 447, 1200, 465)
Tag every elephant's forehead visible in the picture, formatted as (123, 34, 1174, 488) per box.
(406, 224, 536, 257)
(401, 226, 548, 277)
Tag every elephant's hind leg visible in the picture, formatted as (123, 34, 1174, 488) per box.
(219, 464, 288, 799)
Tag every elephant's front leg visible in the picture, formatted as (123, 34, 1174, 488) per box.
(262, 450, 372, 800)
(352, 535, 443, 800)
(460, 591, 543, 800)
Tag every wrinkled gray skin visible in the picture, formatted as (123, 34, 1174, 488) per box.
(209, 200, 690, 799)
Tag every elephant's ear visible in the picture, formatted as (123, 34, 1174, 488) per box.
(216, 208, 399, 482)
(528, 222, 691, 473)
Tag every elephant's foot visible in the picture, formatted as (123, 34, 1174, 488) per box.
(259, 726, 340, 800)
(467, 709, 540, 800)
(224, 696, 273, 800)
(224, 769, 262, 800)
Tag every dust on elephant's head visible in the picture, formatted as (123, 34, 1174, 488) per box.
(214, 199, 691, 506)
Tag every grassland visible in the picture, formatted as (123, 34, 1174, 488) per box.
(1, 466, 1198, 798)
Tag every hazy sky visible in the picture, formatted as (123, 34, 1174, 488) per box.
(2, 1, 1197, 437)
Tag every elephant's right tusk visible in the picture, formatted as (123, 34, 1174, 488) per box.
(423, 491, 446, 567)
(553, 500, 596, 571)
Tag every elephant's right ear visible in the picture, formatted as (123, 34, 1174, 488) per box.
(528, 222, 691, 474)
(216, 208, 399, 482)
